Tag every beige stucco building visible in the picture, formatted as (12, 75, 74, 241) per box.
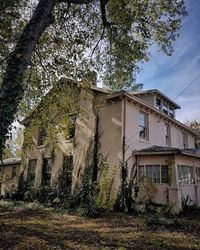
(2, 79, 199, 211)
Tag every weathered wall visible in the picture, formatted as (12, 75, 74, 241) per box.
(71, 87, 97, 192)
(98, 101, 122, 202)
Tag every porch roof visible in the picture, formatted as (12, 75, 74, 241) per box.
(133, 145, 200, 158)
(0, 157, 21, 166)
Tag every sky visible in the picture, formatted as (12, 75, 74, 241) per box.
(137, 0, 200, 123)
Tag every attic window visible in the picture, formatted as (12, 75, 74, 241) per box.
(156, 98, 161, 110)
(162, 104, 168, 114)
(169, 107, 174, 118)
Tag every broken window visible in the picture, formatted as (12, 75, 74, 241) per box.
(27, 159, 37, 187)
(138, 165, 169, 184)
(139, 112, 148, 140)
(42, 158, 53, 186)
(38, 128, 47, 146)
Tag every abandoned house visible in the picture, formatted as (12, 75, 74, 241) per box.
(1, 77, 200, 211)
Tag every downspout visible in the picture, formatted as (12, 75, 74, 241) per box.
(121, 98, 127, 208)
(92, 115, 99, 182)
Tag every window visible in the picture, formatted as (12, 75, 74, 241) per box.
(165, 123, 171, 146)
(169, 107, 174, 118)
(68, 115, 76, 139)
(156, 98, 161, 110)
(162, 103, 168, 114)
(178, 165, 194, 184)
(196, 167, 200, 183)
(38, 128, 47, 146)
(27, 159, 37, 186)
(183, 133, 188, 149)
(42, 158, 53, 186)
(62, 155, 73, 193)
(139, 112, 148, 140)
(138, 165, 169, 184)
(12, 165, 17, 178)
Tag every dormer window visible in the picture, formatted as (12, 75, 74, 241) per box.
(163, 104, 168, 115)
(156, 98, 161, 110)
(169, 107, 175, 118)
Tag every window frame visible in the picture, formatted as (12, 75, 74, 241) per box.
(11, 165, 17, 178)
(42, 158, 53, 186)
(138, 165, 169, 184)
(27, 159, 37, 187)
(38, 128, 47, 146)
(182, 132, 188, 149)
(178, 165, 194, 185)
(139, 111, 149, 141)
(165, 123, 171, 147)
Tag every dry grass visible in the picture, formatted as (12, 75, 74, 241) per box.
(0, 201, 200, 250)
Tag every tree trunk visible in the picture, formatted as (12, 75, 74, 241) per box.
(0, 0, 56, 157)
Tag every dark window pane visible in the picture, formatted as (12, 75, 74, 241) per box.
(38, 128, 47, 146)
(27, 159, 37, 187)
(161, 165, 168, 183)
(42, 158, 53, 186)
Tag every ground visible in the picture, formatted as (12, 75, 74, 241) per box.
(0, 201, 200, 250)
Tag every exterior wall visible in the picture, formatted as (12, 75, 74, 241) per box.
(135, 94, 155, 106)
(98, 101, 122, 199)
(72, 88, 97, 191)
(175, 154, 200, 206)
(125, 100, 195, 154)
(21, 128, 73, 189)
(0, 163, 20, 196)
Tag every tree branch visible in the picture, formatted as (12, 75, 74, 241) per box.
(0, 0, 56, 158)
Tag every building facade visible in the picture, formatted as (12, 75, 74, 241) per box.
(2, 79, 199, 211)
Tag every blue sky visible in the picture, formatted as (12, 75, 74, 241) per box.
(137, 0, 200, 122)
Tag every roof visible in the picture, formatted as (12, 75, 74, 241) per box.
(104, 92, 196, 136)
(132, 89, 181, 109)
(0, 157, 21, 166)
(133, 145, 200, 158)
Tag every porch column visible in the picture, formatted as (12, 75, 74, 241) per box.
(167, 155, 182, 211)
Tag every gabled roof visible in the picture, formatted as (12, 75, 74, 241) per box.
(132, 89, 181, 109)
(0, 157, 21, 166)
(103, 92, 196, 136)
(133, 145, 200, 158)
